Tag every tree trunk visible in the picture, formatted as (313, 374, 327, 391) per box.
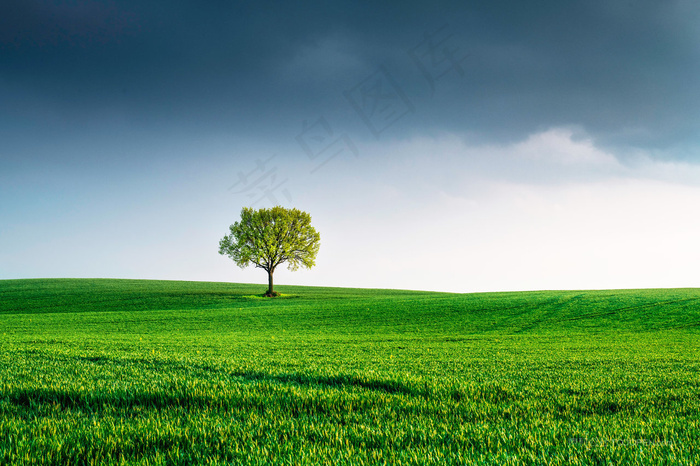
(267, 269, 274, 296)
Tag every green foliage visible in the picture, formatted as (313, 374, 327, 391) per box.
(219, 206, 320, 273)
(1, 279, 699, 464)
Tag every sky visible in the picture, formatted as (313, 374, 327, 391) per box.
(2, 0, 700, 293)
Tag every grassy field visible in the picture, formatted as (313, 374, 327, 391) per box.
(1, 278, 699, 465)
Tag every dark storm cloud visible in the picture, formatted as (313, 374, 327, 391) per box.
(2, 0, 700, 157)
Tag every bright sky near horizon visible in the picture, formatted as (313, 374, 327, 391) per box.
(2, 1, 700, 292)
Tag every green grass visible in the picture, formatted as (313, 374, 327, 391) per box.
(1, 278, 699, 465)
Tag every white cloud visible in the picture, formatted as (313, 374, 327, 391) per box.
(283, 128, 700, 292)
(511, 127, 620, 166)
(356, 127, 700, 195)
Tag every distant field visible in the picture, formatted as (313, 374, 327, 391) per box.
(1, 279, 699, 465)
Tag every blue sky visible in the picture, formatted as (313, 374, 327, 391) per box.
(2, 0, 700, 292)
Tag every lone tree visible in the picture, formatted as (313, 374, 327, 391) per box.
(219, 206, 321, 297)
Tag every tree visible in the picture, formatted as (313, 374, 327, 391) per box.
(218, 206, 321, 297)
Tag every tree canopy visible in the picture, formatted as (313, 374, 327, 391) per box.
(218, 206, 321, 296)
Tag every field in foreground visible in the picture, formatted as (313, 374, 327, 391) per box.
(1, 279, 699, 465)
